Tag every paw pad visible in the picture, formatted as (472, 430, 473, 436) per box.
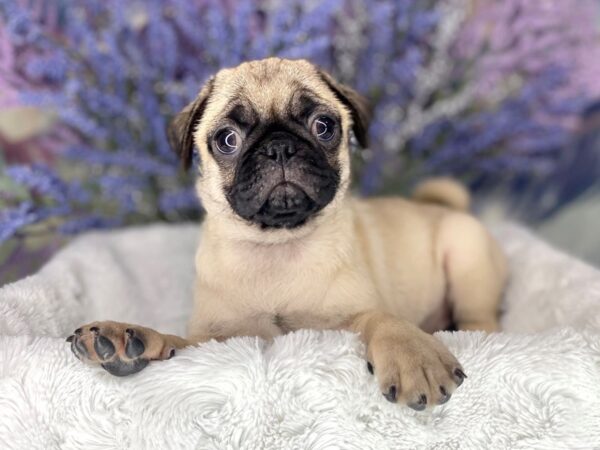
(94, 335, 115, 360)
(124, 329, 145, 358)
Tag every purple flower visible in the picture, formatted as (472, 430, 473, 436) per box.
(6, 165, 69, 202)
(0, 202, 38, 242)
(158, 188, 200, 216)
(1, 0, 599, 250)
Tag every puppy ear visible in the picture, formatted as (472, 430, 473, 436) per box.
(317, 70, 372, 148)
(167, 78, 215, 170)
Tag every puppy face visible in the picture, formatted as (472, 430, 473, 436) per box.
(168, 58, 370, 237)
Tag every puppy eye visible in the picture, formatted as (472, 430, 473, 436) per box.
(311, 116, 336, 141)
(215, 129, 241, 154)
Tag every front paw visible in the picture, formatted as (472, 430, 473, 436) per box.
(367, 326, 465, 410)
(66, 321, 177, 376)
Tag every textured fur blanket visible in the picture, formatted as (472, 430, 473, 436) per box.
(1, 223, 599, 449)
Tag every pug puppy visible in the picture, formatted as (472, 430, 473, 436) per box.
(67, 58, 506, 410)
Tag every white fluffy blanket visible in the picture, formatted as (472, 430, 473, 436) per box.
(1, 223, 600, 449)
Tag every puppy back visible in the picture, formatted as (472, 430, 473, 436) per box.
(412, 177, 470, 211)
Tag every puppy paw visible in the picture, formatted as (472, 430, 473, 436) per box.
(366, 327, 465, 410)
(66, 321, 180, 376)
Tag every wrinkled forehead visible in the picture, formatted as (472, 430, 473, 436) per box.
(201, 60, 346, 129)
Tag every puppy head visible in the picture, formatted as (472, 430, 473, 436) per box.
(168, 58, 370, 239)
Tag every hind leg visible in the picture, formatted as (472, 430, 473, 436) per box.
(438, 213, 507, 332)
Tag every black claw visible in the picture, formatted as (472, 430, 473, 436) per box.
(438, 386, 451, 405)
(90, 326, 99, 334)
(167, 348, 176, 359)
(69, 338, 81, 360)
(94, 334, 116, 360)
(408, 394, 428, 411)
(73, 336, 89, 358)
(66, 335, 74, 343)
(367, 362, 374, 374)
(454, 368, 467, 386)
(101, 357, 149, 377)
(383, 385, 397, 403)
(74, 328, 82, 335)
(125, 333, 145, 358)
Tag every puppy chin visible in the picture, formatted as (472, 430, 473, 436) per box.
(218, 208, 324, 245)
(248, 182, 319, 229)
(201, 181, 349, 246)
(244, 205, 337, 245)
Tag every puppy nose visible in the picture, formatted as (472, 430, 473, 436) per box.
(265, 140, 296, 162)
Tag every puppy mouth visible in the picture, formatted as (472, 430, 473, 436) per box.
(252, 182, 319, 229)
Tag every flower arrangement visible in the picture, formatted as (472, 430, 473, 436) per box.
(1, 0, 599, 282)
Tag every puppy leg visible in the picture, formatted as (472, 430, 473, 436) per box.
(438, 214, 507, 332)
(66, 321, 206, 376)
(345, 311, 466, 409)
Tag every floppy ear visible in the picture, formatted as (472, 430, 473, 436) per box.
(317, 70, 372, 148)
(167, 78, 215, 170)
